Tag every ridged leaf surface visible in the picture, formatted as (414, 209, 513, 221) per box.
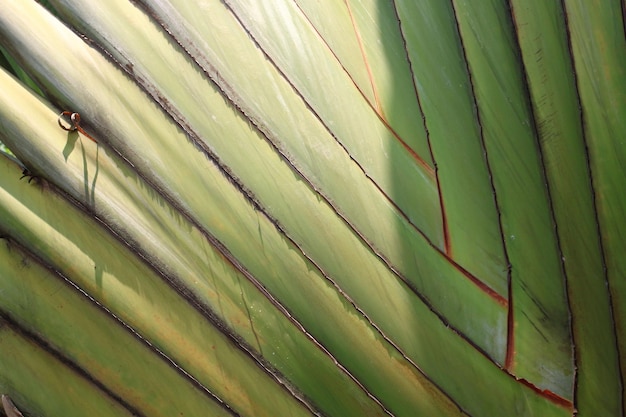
(0, 1, 623, 416)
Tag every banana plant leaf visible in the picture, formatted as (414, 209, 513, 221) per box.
(0, 1, 623, 416)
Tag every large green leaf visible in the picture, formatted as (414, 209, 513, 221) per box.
(0, 1, 623, 416)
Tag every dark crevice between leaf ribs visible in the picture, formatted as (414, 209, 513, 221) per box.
(0, 240, 215, 417)
(559, 0, 626, 409)
(447, 0, 520, 384)
(20, 18, 391, 416)
(60, 6, 462, 415)
(295, 0, 505, 301)
(93, 56, 386, 415)
(446, 0, 575, 408)
(622, 0, 626, 41)
(190, 0, 501, 310)
(96, 151, 379, 417)
(0, 314, 151, 417)
(429, 0, 522, 362)
(66, 15, 392, 416)
(140, 0, 507, 375)
(151, 4, 533, 415)
(507, 0, 577, 405)
(24, 138, 327, 417)
(291, 0, 436, 178)
(137, 0, 503, 370)
(252, 2, 435, 223)
(388, 0, 452, 257)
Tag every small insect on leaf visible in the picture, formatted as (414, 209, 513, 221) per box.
(57, 111, 97, 143)
(19, 168, 38, 183)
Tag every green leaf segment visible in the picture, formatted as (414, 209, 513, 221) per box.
(0, 1, 623, 416)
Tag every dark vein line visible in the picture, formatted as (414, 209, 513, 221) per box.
(151, 0, 503, 366)
(29, 151, 325, 416)
(3, 237, 243, 416)
(507, 0, 577, 404)
(514, 375, 576, 409)
(223, 1, 500, 308)
(131, 1, 507, 413)
(560, 1, 625, 414)
(55, 3, 532, 414)
(505, 263, 516, 371)
(202, 0, 487, 313)
(520, 310, 549, 344)
(65, 12, 384, 416)
(0, 312, 147, 417)
(622, 0, 626, 41)
(194, 0, 502, 307)
(239, 278, 264, 357)
(148, 0, 501, 360)
(289, 1, 435, 177)
(295, 0, 505, 303)
(42, 6, 499, 414)
(0, 239, 223, 417)
(388, 0, 451, 255)
(89, 183, 375, 417)
(447, 0, 516, 370)
(60, 7, 467, 415)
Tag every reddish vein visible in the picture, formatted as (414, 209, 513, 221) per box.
(293, 1, 435, 178)
(387, 0, 451, 255)
(505, 271, 515, 370)
(343, 0, 383, 114)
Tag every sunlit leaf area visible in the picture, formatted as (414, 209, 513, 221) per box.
(0, 1, 624, 416)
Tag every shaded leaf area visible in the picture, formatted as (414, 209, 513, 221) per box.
(0, 0, 623, 416)
(510, 0, 625, 414)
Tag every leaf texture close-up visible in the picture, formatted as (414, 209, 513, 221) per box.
(0, 1, 624, 416)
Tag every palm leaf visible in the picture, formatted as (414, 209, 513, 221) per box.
(0, 1, 623, 416)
